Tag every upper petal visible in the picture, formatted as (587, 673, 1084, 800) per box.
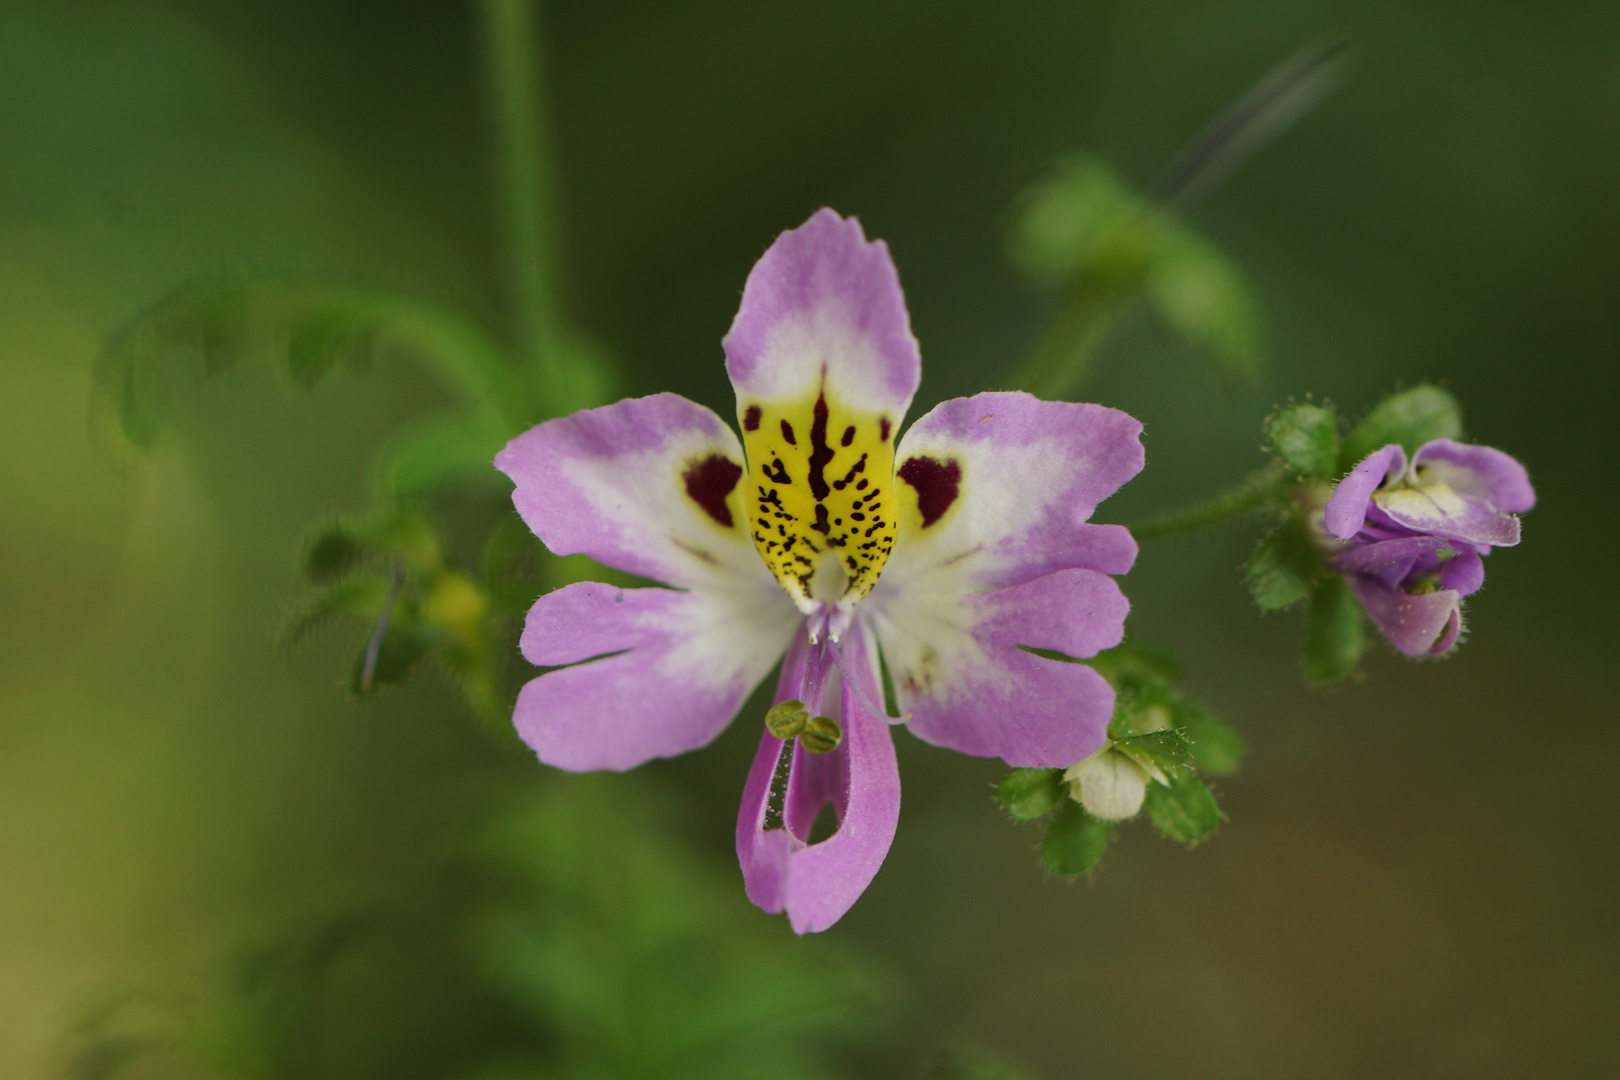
(495, 393, 769, 590)
(737, 624, 901, 934)
(869, 567, 1126, 767)
(723, 209, 920, 421)
(883, 392, 1145, 591)
(515, 581, 799, 771)
(1324, 443, 1407, 540)
(1413, 439, 1536, 513)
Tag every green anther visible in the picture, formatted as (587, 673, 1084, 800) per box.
(799, 715, 843, 754)
(765, 699, 809, 739)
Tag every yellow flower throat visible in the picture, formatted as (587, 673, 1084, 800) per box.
(738, 388, 897, 622)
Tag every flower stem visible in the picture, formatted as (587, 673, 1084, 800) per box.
(1128, 462, 1288, 542)
(475, 0, 563, 399)
(1007, 272, 1135, 400)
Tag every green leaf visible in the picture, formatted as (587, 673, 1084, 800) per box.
(1040, 799, 1111, 876)
(1265, 402, 1339, 478)
(1245, 517, 1321, 611)
(1172, 700, 1245, 775)
(1342, 385, 1462, 466)
(1144, 222, 1264, 380)
(1144, 774, 1221, 844)
(994, 768, 1065, 821)
(1303, 574, 1365, 685)
(1115, 728, 1193, 772)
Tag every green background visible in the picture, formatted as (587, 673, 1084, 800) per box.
(2, 0, 1614, 1076)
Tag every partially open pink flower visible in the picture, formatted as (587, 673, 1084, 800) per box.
(495, 210, 1144, 932)
(1323, 438, 1534, 656)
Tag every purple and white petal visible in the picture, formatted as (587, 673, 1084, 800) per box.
(1439, 546, 1485, 596)
(880, 392, 1144, 594)
(496, 393, 774, 590)
(869, 567, 1126, 767)
(737, 624, 901, 934)
(516, 580, 799, 772)
(1333, 535, 1454, 591)
(1370, 483, 1521, 548)
(1324, 444, 1406, 540)
(1350, 576, 1463, 657)
(1413, 439, 1536, 514)
(723, 209, 920, 421)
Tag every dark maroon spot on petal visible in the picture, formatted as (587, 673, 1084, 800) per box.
(856, 478, 868, 490)
(841, 425, 856, 447)
(743, 406, 762, 431)
(682, 454, 743, 527)
(807, 393, 834, 501)
(898, 456, 962, 528)
(764, 459, 791, 485)
(780, 419, 797, 445)
(879, 416, 892, 441)
(811, 504, 831, 534)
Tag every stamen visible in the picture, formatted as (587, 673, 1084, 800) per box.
(799, 715, 842, 754)
(764, 699, 809, 739)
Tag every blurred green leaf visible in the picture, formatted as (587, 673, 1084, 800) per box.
(1040, 799, 1110, 877)
(1008, 155, 1143, 282)
(1172, 700, 1246, 776)
(1144, 222, 1264, 381)
(1144, 774, 1221, 844)
(1265, 402, 1340, 478)
(1245, 516, 1321, 611)
(473, 777, 876, 1080)
(1303, 573, 1365, 685)
(1342, 385, 1463, 466)
(995, 768, 1065, 821)
(377, 410, 511, 497)
(925, 1045, 1045, 1080)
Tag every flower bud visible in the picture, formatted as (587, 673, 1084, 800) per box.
(1064, 746, 1150, 821)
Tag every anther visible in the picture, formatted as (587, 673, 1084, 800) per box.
(799, 715, 843, 754)
(765, 699, 809, 739)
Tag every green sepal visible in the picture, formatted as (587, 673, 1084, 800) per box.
(1245, 516, 1321, 611)
(1040, 799, 1111, 877)
(303, 528, 368, 584)
(349, 618, 443, 696)
(1144, 774, 1222, 844)
(1342, 385, 1462, 466)
(1172, 700, 1245, 776)
(1087, 639, 1181, 693)
(1114, 728, 1193, 773)
(1264, 402, 1339, 478)
(1303, 574, 1365, 685)
(994, 768, 1065, 821)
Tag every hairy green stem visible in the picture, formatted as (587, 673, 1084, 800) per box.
(476, 0, 562, 398)
(1128, 463, 1288, 542)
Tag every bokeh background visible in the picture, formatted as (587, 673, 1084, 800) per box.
(3, 0, 1617, 1076)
